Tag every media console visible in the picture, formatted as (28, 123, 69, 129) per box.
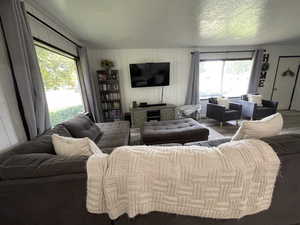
(130, 104, 176, 128)
(139, 103, 167, 107)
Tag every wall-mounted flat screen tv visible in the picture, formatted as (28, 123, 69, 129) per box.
(129, 62, 170, 88)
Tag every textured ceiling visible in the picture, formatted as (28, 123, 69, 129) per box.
(29, 0, 300, 48)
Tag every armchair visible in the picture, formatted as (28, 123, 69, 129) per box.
(206, 98, 242, 128)
(238, 95, 278, 120)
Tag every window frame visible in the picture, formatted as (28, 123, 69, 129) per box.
(34, 39, 86, 125)
(199, 58, 253, 100)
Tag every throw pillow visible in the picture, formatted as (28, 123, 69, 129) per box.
(232, 113, 283, 141)
(52, 134, 104, 157)
(62, 114, 103, 142)
(217, 97, 230, 109)
(247, 94, 263, 106)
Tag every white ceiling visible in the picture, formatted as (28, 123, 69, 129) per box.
(29, 0, 300, 49)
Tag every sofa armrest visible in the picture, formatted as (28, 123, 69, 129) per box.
(262, 99, 279, 109)
(0, 153, 88, 180)
(229, 103, 242, 112)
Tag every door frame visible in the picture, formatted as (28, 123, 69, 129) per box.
(271, 55, 300, 110)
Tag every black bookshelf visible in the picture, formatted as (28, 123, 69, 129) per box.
(97, 70, 123, 122)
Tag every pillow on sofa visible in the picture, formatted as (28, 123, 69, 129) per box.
(62, 114, 103, 142)
(217, 97, 230, 109)
(232, 113, 283, 141)
(247, 94, 263, 106)
(44, 124, 73, 137)
(52, 134, 104, 157)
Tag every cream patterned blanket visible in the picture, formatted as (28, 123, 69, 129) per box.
(86, 139, 280, 220)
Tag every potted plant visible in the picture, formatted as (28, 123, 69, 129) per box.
(101, 59, 114, 73)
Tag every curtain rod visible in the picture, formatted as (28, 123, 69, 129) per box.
(26, 11, 81, 48)
(191, 50, 256, 54)
(34, 37, 79, 59)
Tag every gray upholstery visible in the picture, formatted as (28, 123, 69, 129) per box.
(0, 113, 129, 225)
(0, 153, 87, 180)
(115, 134, 300, 225)
(62, 114, 103, 142)
(96, 121, 130, 154)
(185, 138, 232, 147)
(142, 118, 209, 145)
(1, 112, 300, 225)
(206, 98, 242, 124)
(238, 95, 278, 120)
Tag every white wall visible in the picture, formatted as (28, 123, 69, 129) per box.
(88, 46, 257, 112)
(259, 44, 300, 100)
(0, 28, 27, 152)
(88, 44, 300, 113)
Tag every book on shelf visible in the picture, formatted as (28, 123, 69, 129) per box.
(97, 69, 122, 121)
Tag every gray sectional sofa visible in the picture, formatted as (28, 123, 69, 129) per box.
(1, 113, 300, 225)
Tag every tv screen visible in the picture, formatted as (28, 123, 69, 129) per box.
(129, 62, 170, 88)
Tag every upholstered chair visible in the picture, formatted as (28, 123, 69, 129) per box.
(238, 95, 278, 120)
(206, 98, 242, 128)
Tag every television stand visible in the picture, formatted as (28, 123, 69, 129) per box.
(139, 103, 167, 108)
(131, 104, 176, 128)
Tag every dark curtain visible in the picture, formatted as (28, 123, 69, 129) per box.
(185, 52, 200, 105)
(77, 47, 103, 122)
(0, 0, 51, 139)
(247, 49, 264, 94)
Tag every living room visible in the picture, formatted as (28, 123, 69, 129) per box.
(1, 0, 300, 225)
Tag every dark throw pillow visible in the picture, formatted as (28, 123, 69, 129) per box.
(62, 114, 102, 141)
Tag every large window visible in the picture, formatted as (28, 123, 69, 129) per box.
(35, 44, 84, 126)
(199, 59, 252, 98)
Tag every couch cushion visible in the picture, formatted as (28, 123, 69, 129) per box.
(62, 114, 102, 141)
(96, 121, 130, 154)
(44, 124, 73, 137)
(184, 138, 231, 147)
(185, 134, 300, 157)
(262, 133, 300, 156)
(0, 125, 75, 165)
(0, 153, 88, 180)
(232, 113, 283, 141)
(0, 135, 54, 166)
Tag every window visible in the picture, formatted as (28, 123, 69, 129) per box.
(35, 44, 84, 126)
(199, 59, 252, 98)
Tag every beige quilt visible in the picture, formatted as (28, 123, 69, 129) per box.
(86, 139, 280, 220)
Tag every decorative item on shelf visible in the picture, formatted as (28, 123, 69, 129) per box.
(132, 101, 137, 108)
(97, 70, 108, 81)
(282, 68, 295, 77)
(100, 59, 114, 73)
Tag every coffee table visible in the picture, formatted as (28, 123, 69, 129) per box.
(142, 118, 209, 145)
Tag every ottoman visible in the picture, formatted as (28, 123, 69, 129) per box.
(142, 118, 209, 145)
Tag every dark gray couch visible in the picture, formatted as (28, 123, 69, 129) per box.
(0, 113, 129, 225)
(1, 113, 300, 225)
(116, 133, 300, 225)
